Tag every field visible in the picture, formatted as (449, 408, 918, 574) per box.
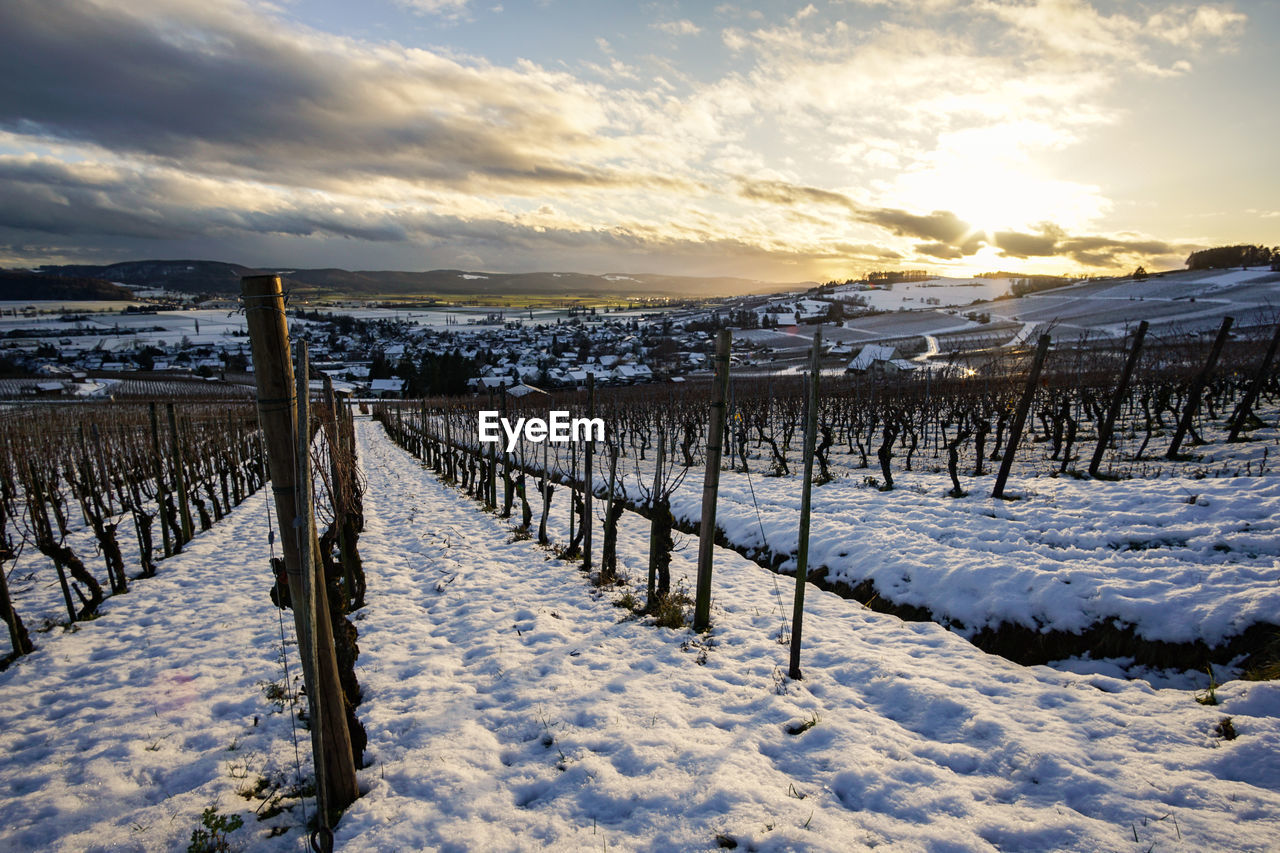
(3, 416, 1280, 851)
(2, 306, 1280, 852)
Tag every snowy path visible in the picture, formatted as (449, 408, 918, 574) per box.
(340, 420, 1280, 851)
(0, 490, 303, 852)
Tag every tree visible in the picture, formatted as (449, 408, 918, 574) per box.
(1133, 266, 1148, 280)
(1186, 244, 1274, 270)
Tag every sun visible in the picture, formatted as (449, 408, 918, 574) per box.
(891, 127, 1109, 235)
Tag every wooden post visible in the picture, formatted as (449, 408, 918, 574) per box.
(788, 328, 820, 680)
(487, 389, 498, 509)
(295, 340, 333, 834)
(501, 389, 512, 515)
(583, 373, 594, 572)
(567, 435, 578, 551)
(1089, 321, 1148, 477)
(1228, 321, 1280, 441)
(167, 403, 194, 544)
(646, 428, 665, 605)
(992, 334, 1050, 499)
(1168, 316, 1233, 459)
(693, 329, 731, 633)
(241, 275, 358, 816)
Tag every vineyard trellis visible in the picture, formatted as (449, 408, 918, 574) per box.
(0, 399, 266, 667)
(373, 318, 1280, 653)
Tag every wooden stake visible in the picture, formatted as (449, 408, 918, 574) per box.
(1089, 321, 1148, 477)
(788, 328, 821, 680)
(241, 275, 358, 815)
(992, 334, 1050, 499)
(583, 373, 594, 572)
(646, 428, 665, 605)
(1168, 316, 1233, 459)
(694, 329, 731, 633)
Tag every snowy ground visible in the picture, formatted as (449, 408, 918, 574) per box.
(5, 419, 1280, 851)
(655, 463, 1280, 650)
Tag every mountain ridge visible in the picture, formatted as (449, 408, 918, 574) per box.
(33, 260, 804, 299)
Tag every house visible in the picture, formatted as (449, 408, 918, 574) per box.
(506, 383, 549, 399)
(849, 343, 901, 371)
(369, 377, 406, 398)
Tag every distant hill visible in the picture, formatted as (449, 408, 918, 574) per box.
(34, 260, 798, 299)
(37, 260, 266, 295)
(0, 270, 135, 301)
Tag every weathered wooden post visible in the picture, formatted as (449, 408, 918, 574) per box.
(1168, 316, 1233, 459)
(487, 388, 498, 510)
(241, 275, 358, 820)
(788, 328, 821, 680)
(992, 334, 1050, 499)
(646, 427, 665, 605)
(694, 329, 731, 633)
(500, 388, 512, 516)
(583, 373, 594, 572)
(1089, 320, 1148, 477)
(167, 403, 194, 545)
(1228, 322, 1280, 441)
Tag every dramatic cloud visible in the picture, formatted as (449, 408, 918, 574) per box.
(0, 0, 1260, 277)
(992, 224, 1193, 268)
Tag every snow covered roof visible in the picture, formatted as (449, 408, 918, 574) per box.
(847, 344, 900, 372)
(506, 383, 549, 398)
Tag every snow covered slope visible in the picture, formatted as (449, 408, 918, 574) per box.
(3, 419, 1280, 851)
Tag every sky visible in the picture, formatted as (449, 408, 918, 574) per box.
(0, 0, 1276, 282)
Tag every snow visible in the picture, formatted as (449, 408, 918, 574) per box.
(3, 419, 1280, 851)
(658, 468, 1280, 646)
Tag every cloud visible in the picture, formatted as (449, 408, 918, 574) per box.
(992, 228, 1061, 259)
(397, 0, 472, 21)
(0, 0, 634, 196)
(913, 242, 968, 260)
(654, 19, 701, 36)
(992, 224, 1195, 267)
(734, 178, 860, 211)
(975, 0, 1244, 71)
(0, 0, 1251, 278)
(1148, 5, 1247, 47)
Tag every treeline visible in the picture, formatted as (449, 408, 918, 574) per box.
(371, 349, 479, 397)
(866, 270, 931, 284)
(1186, 245, 1278, 270)
(0, 270, 135, 301)
(1009, 274, 1077, 297)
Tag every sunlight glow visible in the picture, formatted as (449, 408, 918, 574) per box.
(891, 126, 1109, 234)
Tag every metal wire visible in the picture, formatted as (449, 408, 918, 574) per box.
(259, 431, 310, 836)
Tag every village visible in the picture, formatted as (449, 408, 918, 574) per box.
(0, 283, 947, 401)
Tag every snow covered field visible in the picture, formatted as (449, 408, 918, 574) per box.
(655, 463, 1280, 651)
(4, 419, 1280, 851)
